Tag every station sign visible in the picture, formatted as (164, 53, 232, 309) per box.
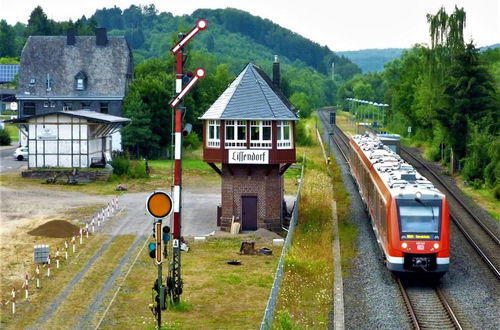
(228, 150, 269, 164)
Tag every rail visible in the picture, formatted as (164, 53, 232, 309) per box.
(260, 153, 305, 330)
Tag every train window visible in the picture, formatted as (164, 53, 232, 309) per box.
(397, 199, 441, 238)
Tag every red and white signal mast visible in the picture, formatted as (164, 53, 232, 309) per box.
(168, 19, 207, 304)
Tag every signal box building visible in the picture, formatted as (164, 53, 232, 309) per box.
(200, 61, 298, 232)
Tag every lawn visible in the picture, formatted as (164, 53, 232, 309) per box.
(100, 237, 281, 329)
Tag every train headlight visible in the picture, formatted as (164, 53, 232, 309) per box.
(401, 242, 408, 249)
(433, 243, 440, 249)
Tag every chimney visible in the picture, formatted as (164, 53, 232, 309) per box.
(272, 55, 280, 89)
(67, 28, 76, 46)
(95, 28, 108, 46)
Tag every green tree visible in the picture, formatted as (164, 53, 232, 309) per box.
(25, 6, 53, 36)
(290, 92, 311, 117)
(436, 43, 498, 159)
(0, 20, 16, 57)
(121, 96, 154, 158)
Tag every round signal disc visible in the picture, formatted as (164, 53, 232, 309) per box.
(146, 191, 173, 218)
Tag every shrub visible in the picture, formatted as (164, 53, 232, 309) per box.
(494, 185, 500, 200)
(0, 127, 11, 146)
(128, 160, 148, 179)
(110, 156, 130, 176)
(182, 131, 201, 150)
(296, 121, 312, 146)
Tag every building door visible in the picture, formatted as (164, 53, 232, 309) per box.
(241, 196, 258, 230)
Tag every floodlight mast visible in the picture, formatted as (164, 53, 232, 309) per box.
(168, 19, 207, 306)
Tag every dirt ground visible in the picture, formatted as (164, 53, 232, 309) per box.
(0, 186, 107, 285)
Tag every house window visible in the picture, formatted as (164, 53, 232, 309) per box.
(100, 102, 109, 114)
(250, 120, 272, 148)
(81, 102, 91, 109)
(43, 101, 49, 108)
(76, 79, 84, 90)
(63, 102, 72, 111)
(29, 78, 36, 86)
(23, 102, 36, 116)
(277, 121, 293, 149)
(225, 120, 247, 148)
(50, 101, 56, 108)
(207, 120, 220, 148)
(46, 77, 52, 91)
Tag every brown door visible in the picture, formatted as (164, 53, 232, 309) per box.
(241, 196, 258, 230)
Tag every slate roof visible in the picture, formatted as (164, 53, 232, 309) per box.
(200, 63, 298, 121)
(8, 110, 130, 124)
(16, 36, 132, 99)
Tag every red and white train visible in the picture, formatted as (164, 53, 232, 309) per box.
(349, 134, 450, 275)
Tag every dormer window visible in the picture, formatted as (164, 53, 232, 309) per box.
(74, 71, 87, 91)
(29, 78, 36, 86)
(76, 78, 84, 90)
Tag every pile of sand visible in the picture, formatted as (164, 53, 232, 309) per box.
(27, 220, 80, 238)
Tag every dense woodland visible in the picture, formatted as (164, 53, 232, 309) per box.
(0, 5, 498, 196)
(0, 5, 361, 157)
(339, 7, 499, 194)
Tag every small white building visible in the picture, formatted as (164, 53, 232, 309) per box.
(10, 110, 129, 168)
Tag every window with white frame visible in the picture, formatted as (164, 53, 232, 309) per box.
(76, 78, 84, 90)
(277, 121, 293, 149)
(225, 120, 247, 148)
(250, 120, 272, 148)
(207, 120, 220, 147)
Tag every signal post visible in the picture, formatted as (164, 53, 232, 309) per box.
(146, 191, 173, 328)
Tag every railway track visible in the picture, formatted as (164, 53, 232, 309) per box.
(399, 148, 500, 279)
(397, 278, 463, 330)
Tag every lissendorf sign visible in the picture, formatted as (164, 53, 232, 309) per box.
(228, 150, 269, 164)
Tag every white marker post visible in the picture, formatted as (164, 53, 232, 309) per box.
(86, 222, 89, 238)
(11, 287, 15, 314)
(36, 265, 40, 288)
(79, 228, 83, 244)
(72, 236, 76, 253)
(24, 274, 29, 299)
(47, 255, 51, 277)
(55, 248, 60, 269)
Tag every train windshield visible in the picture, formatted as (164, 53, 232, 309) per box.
(397, 199, 441, 238)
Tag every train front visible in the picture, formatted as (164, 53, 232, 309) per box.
(389, 191, 450, 275)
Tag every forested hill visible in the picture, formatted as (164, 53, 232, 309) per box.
(337, 48, 404, 72)
(91, 7, 361, 80)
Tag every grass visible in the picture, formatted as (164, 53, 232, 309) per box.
(100, 237, 281, 329)
(456, 179, 500, 222)
(273, 116, 336, 328)
(0, 234, 109, 329)
(0, 156, 219, 195)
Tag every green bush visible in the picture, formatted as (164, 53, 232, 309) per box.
(128, 160, 149, 179)
(296, 121, 312, 146)
(182, 131, 201, 150)
(0, 127, 11, 146)
(494, 185, 500, 200)
(110, 156, 130, 176)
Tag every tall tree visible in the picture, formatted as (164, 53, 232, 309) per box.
(0, 20, 16, 57)
(25, 6, 53, 36)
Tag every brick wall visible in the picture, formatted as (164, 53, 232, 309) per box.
(220, 164, 283, 232)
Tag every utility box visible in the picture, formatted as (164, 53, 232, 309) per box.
(34, 245, 50, 264)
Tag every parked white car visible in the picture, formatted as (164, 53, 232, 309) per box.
(14, 147, 28, 161)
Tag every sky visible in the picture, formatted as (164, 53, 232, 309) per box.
(0, 0, 498, 51)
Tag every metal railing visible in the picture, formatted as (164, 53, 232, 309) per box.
(260, 153, 306, 330)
